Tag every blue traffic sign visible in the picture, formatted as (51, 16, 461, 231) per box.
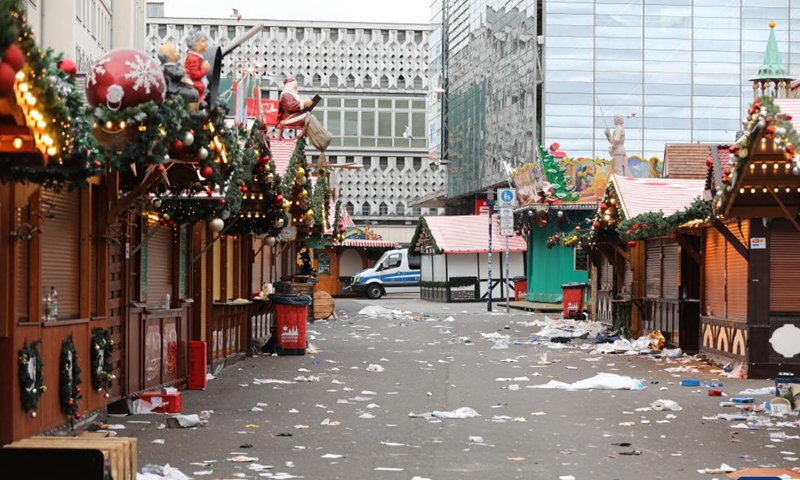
(498, 188, 516, 207)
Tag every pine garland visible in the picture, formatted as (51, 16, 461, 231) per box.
(90, 327, 114, 396)
(18, 339, 45, 415)
(409, 216, 441, 253)
(617, 198, 713, 241)
(280, 137, 316, 238)
(59, 334, 82, 419)
(0, 0, 102, 189)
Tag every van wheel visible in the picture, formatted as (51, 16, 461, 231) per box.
(366, 284, 384, 299)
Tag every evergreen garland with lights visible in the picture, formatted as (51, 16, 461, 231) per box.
(90, 327, 114, 397)
(0, 0, 102, 188)
(18, 339, 45, 416)
(617, 198, 713, 242)
(59, 334, 82, 419)
(718, 95, 800, 212)
(408, 216, 441, 254)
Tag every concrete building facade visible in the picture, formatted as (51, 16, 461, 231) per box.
(145, 7, 445, 241)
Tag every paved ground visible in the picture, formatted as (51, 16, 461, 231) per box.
(120, 295, 800, 480)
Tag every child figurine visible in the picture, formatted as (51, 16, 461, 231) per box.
(157, 42, 200, 105)
(184, 30, 211, 104)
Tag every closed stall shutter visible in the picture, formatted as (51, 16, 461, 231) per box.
(726, 221, 749, 319)
(662, 241, 680, 300)
(770, 229, 800, 312)
(145, 221, 173, 307)
(645, 241, 662, 298)
(623, 255, 633, 295)
(41, 189, 80, 319)
(703, 229, 725, 317)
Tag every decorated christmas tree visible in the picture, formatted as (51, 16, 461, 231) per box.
(538, 143, 580, 202)
(280, 137, 316, 238)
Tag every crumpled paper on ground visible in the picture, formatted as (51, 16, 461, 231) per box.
(531, 373, 645, 391)
(651, 399, 682, 411)
(166, 414, 208, 428)
(409, 407, 480, 419)
(358, 306, 410, 317)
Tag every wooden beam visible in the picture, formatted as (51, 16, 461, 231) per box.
(107, 173, 162, 224)
(610, 243, 630, 263)
(711, 218, 749, 261)
(673, 233, 702, 265)
(769, 189, 800, 233)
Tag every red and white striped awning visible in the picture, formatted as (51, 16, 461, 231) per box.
(339, 239, 399, 248)
(420, 215, 527, 254)
(610, 175, 706, 219)
(270, 138, 298, 176)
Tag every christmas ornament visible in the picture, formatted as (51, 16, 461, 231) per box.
(200, 165, 213, 179)
(628, 240, 637, 247)
(58, 58, 78, 78)
(183, 131, 195, 147)
(3, 44, 25, 72)
(151, 197, 162, 208)
(85, 49, 166, 110)
(792, 165, 800, 176)
(170, 139, 183, 153)
(258, 156, 270, 165)
(265, 236, 277, 246)
(706, 156, 713, 168)
(210, 218, 225, 232)
(198, 147, 209, 160)
(593, 220, 601, 229)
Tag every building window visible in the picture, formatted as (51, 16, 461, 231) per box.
(362, 157, 372, 169)
(396, 157, 405, 170)
(361, 203, 371, 216)
(396, 203, 405, 216)
(379, 157, 388, 170)
(379, 202, 388, 215)
(413, 207, 421, 216)
(345, 202, 354, 216)
(575, 248, 588, 272)
(413, 157, 422, 171)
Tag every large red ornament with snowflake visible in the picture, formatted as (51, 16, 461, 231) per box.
(85, 49, 165, 110)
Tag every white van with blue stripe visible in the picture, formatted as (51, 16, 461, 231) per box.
(350, 248, 421, 299)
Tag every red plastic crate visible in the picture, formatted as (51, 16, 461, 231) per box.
(138, 391, 183, 414)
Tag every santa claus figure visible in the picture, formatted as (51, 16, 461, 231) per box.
(278, 77, 313, 132)
(184, 30, 210, 103)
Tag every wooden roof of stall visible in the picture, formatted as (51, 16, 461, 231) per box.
(411, 215, 527, 254)
(719, 98, 800, 219)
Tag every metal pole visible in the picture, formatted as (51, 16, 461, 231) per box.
(487, 197, 494, 312)
(505, 235, 510, 313)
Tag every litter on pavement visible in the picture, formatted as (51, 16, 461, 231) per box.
(409, 407, 480, 419)
(531, 373, 645, 391)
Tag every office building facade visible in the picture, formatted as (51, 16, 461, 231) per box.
(434, 0, 800, 206)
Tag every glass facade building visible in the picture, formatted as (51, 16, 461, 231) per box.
(436, 0, 800, 202)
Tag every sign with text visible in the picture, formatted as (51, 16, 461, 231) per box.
(750, 237, 767, 249)
(497, 188, 516, 208)
(500, 206, 514, 236)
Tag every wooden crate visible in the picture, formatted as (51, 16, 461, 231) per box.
(5, 435, 137, 480)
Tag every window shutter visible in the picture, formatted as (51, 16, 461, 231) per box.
(645, 241, 662, 298)
(41, 189, 81, 319)
(145, 221, 173, 307)
(770, 229, 800, 312)
(600, 256, 614, 290)
(662, 241, 680, 299)
(725, 221, 749, 319)
(703, 229, 725, 317)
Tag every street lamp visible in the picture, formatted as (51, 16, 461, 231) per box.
(486, 189, 495, 312)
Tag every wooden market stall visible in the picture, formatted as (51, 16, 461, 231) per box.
(410, 215, 527, 302)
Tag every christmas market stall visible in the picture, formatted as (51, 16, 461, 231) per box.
(701, 95, 800, 378)
(410, 215, 526, 303)
(584, 175, 708, 349)
(0, 0, 110, 444)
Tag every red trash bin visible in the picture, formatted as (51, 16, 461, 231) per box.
(188, 340, 207, 390)
(513, 278, 528, 301)
(270, 294, 312, 355)
(561, 282, 587, 319)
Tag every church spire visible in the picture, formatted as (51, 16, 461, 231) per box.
(751, 21, 794, 98)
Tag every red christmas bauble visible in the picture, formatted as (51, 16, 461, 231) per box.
(75, 413, 82, 419)
(219, 199, 226, 206)
(600, 202, 608, 211)
(0, 62, 15, 96)
(788, 145, 796, 155)
(92, 160, 101, 168)
(239, 185, 248, 193)
(76, 386, 82, 393)
(85, 49, 165, 109)
(274, 194, 284, 204)
(628, 240, 637, 247)
(723, 166, 731, 176)
(200, 165, 213, 179)
(68, 399, 74, 406)
(593, 220, 601, 229)
(58, 58, 78, 78)
(3, 44, 24, 72)
(706, 156, 713, 168)
(170, 139, 183, 152)
(575, 225, 581, 231)
(258, 156, 270, 165)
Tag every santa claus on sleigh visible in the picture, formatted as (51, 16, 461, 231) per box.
(277, 77, 330, 156)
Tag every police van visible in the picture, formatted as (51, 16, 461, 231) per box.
(349, 248, 421, 299)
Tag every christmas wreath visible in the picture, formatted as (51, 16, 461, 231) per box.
(18, 339, 45, 416)
(59, 334, 82, 419)
(91, 327, 114, 397)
